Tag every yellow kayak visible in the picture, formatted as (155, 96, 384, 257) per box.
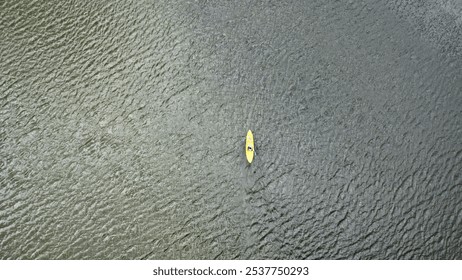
(246, 130, 254, 163)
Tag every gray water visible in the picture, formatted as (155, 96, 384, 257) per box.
(1, 0, 461, 259)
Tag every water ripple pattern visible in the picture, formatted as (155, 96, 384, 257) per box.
(1, 0, 461, 259)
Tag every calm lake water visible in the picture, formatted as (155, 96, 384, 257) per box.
(1, 0, 461, 259)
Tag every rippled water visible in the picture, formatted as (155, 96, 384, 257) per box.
(1, 0, 461, 259)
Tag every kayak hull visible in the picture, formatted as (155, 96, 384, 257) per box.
(246, 130, 254, 163)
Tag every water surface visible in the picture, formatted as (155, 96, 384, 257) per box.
(1, 0, 461, 259)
